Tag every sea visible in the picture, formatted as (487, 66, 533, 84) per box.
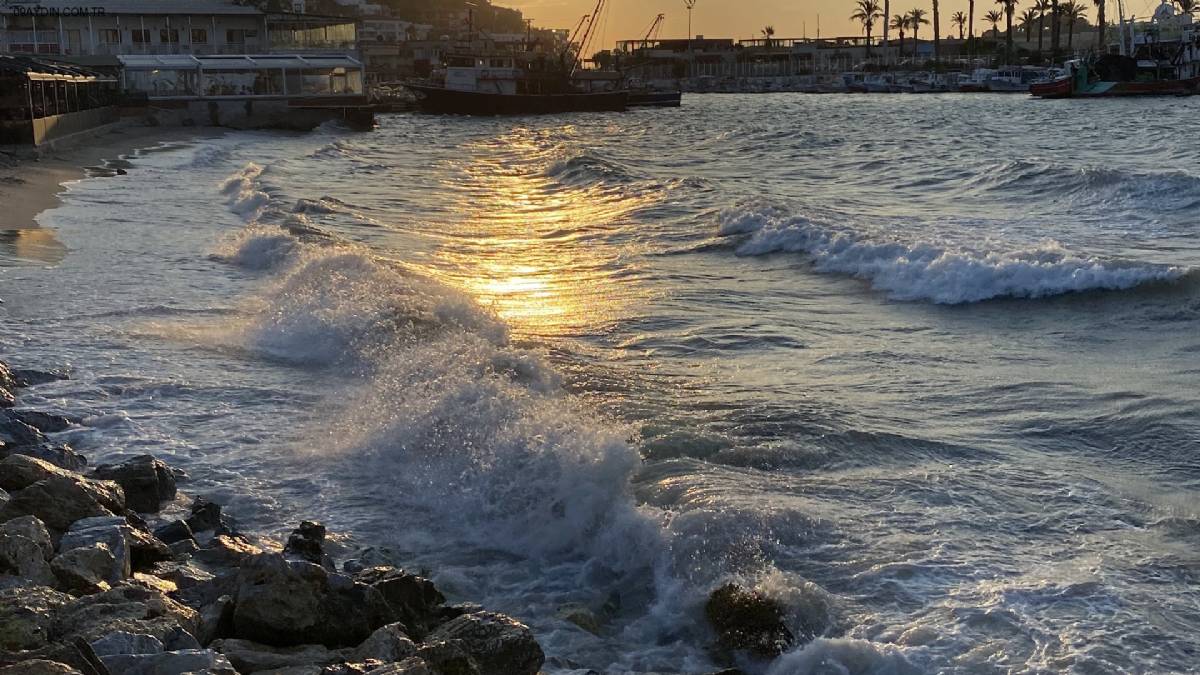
(2, 94, 1199, 674)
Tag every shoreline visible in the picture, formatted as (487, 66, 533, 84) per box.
(0, 126, 227, 235)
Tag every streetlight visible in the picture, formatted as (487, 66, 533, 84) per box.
(685, 0, 697, 78)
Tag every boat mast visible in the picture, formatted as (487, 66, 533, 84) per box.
(571, 0, 607, 76)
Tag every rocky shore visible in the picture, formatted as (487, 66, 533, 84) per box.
(0, 357, 801, 675)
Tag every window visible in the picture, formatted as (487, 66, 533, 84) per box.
(131, 29, 150, 44)
(98, 29, 120, 45)
(191, 28, 208, 44)
(160, 29, 179, 44)
(226, 29, 246, 44)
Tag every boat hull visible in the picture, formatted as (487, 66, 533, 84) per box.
(1031, 76, 1200, 98)
(407, 84, 627, 114)
(627, 91, 682, 107)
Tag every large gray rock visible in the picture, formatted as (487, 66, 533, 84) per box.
(51, 542, 118, 594)
(55, 582, 200, 644)
(10, 369, 69, 388)
(0, 489, 8, 511)
(0, 455, 69, 493)
(353, 567, 444, 638)
(99, 648, 236, 675)
(704, 583, 795, 657)
(362, 659, 432, 675)
(211, 638, 349, 672)
(0, 585, 71, 650)
(232, 553, 388, 648)
(193, 534, 263, 567)
(6, 411, 72, 435)
(414, 640, 480, 675)
(0, 516, 54, 586)
(58, 517, 131, 582)
(426, 612, 544, 675)
(0, 445, 87, 472)
(0, 475, 124, 532)
(126, 527, 173, 572)
(0, 660, 83, 674)
(91, 455, 177, 514)
(0, 414, 46, 447)
(89, 630, 165, 657)
(351, 623, 416, 663)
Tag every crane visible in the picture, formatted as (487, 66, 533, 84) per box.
(571, 0, 607, 76)
(642, 13, 666, 48)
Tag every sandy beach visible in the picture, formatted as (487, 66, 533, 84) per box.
(0, 126, 225, 233)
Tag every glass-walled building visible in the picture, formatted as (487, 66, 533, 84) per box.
(118, 55, 364, 100)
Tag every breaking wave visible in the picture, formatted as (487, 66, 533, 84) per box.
(220, 162, 270, 218)
(718, 205, 1187, 304)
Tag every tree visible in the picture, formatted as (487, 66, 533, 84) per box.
(1176, 0, 1197, 14)
(1093, 0, 1105, 48)
(1036, 0, 1052, 54)
(986, 8, 1004, 36)
(850, 0, 884, 54)
(761, 24, 776, 48)
(969, 0, 977, 39)
(1051, 0, 1061, 60)
(1021, 6, 1039, 41)
(908, 6, 930, 57)
(1060, 0, 1087, 49)
(932, 0, 941, 60)
(890, 14, 910, 55)
(952, 10, 968, 38)
(997, 0, 1017, 61)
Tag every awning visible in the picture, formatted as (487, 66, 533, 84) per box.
(117, 55, 363, 71)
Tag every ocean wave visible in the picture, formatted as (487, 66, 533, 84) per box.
(718, 206, 1187, 304)
(544, 152, 640, 185)
(767, 638, 922, 675)
(972, 161, 1200, 212)
(220, 162, 270, 219)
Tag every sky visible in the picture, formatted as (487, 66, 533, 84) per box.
(504, 0, 1152, 48)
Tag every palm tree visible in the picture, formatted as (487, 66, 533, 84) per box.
(985, 9, 1004, 36)
(996, 0, 1017, 61)
(850, 0, 884, 55)
(952, 10, 968, 38)
(761, 24, 776, 47)
(969, 0, 977, 39)
(1051, 0, 1061, 59)
(1175, 0, 1197, 14)
(883, 0, 892, 52)
(890, 14, 910, 55)
(1021, 6, 1039, 41)
(932, 0, 941, 60)
(1093, 0, 1105, 48)
(908, 7, 930, 57)
(1035, 0, 1051, 54)
(1060, 0, 1086, 50)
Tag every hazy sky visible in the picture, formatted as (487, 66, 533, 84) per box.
(506, 0, 1136, 47)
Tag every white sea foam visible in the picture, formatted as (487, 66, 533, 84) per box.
(720, 206, 1186, 304)
(766, 638, 922, 675)
(221, 162, 270, 218)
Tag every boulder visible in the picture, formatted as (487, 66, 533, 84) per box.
(194, 534, 263, 567)
(148, 561, 214, 590)
(91, 456, 176, 514)
(0, 476, 124, 532)
(414, 641, 480, 675)
(0, 516, 54, 586)
(362, 658, 432, 675)
(0, 489, 7, 511)
(194, 594, 235, 646)
(354, 568, 444, 638)
(185, 498, 225, 534)
(125, 527, 173, 572)
(0, 389, 12, 409)
(211, 638, 349, 672)
(6, 411, 72, 435)
(232, 553, 388, 648)
(0, 414, 45, 447)
(425, 612, 543, 675)
(10, 369, 69, 388)
(51, 543, 118, 595)
(88, 630, 165, 657)
(0, 660, 83, 675)
(55, 582, 200, 644)
(153, 520, 195, 546)
(0, 455, 69, 493)
(0, 446, 87, 472)
(99, 648, 236, 675)
(350, 623, 416, 663)
(58, 517, 131, 582)
(0, 585, 71, 650)
(704, 583, 795, 657)
(283, 521, 327, 566)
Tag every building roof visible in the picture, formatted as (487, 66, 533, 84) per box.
(1, 0, 263, 15)
(118, 54, 363, 70)
(0, 54, 116, 81)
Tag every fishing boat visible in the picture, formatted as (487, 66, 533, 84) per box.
(406, 0, 629, 114)
(1031, 0, 1200, 98)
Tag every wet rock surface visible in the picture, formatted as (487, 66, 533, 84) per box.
(0, 359, 563, 675)
(704, 583, 795, 657)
